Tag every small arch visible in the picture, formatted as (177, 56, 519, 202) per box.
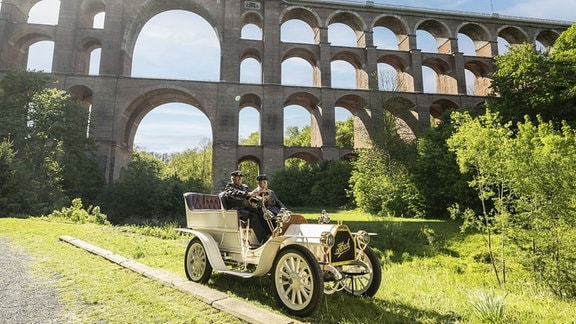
(422, 57, 456, 94)
(416, 19, 452, 54)
(464, 60, 492, 96)
(27, 40, 54, 72)
(240, 49, 262, 84)
(280, 7, 320, 44)
(372, 15, 409, 50)
(124, 89, 210, 151)
(282, 57, 314, 87)
(535, 30, 560, 52)
(28, 0, 60, 25)
(79, 0, 106, 29)
(326, 11, 366, 48)
(241, 11, 263, 40)
(497, 26, 529, 54)
(458, 23, 492, 57)
(430, 99, 459, 124)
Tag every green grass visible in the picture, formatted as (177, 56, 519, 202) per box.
(1, 212, 575, 323)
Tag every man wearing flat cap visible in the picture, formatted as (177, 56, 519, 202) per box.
(220, 170, 268, 242)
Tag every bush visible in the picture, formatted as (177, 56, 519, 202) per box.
(42, 198, 109, 225)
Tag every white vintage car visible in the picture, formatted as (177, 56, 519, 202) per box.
(176, 192, 382, 317)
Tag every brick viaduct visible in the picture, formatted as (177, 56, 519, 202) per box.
(0, 0, 571, 190)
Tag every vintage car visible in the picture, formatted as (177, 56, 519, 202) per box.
(176, 192, 382, 317)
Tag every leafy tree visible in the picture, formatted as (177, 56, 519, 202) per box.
(241, 131, 260, 145)
(447, 110, 514, 287)
(506, 118, 576, 298)
(411, 115, 479, 218)
(0, 71, 104, 215)
(489, 23, 576, 127)
(165, 144, 212, 192)
(448, 110, 576, 297)
(98, 151, 165, 223)
(284, 125, 311, 147)
(336, 117, 354, 148)
(350, 147, 424, 217)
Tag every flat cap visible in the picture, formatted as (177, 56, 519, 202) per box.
(256, 174, 268, 181)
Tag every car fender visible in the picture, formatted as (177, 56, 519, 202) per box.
(251, 237, 285, 276)
(176, 228, 228, 272)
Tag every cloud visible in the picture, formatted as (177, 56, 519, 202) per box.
(498, 0, 576, 21)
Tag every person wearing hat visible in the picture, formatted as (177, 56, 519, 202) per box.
(252, 174, 286, 216)
(220, 170, 268, 243)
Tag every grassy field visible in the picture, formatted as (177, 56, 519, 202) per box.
(0, 211, 574, 323)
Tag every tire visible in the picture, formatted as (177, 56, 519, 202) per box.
(271, 245, 323, 317)
(184, 237, 212, 283)
(341, 246, 382, 297)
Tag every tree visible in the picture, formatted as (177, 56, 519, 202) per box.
(284, 125, 311, 147)
(448, 110, 576, 297)
(336, 117, 354, 148)
(488, 24, 576, 127)
(0, 71, 104, 215)
(447, 110, 514, 287)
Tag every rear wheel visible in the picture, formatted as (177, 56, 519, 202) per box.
(341, 246, 381, 297)
(184, 237, 212, 283)
(271, 245, 323, 317)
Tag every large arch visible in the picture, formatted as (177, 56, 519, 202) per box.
(123, 88, 210, 151)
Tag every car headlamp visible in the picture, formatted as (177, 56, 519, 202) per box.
(357, 230, 370, 245)
(318, 209, 330, 224)
(320, 231, 335, 248)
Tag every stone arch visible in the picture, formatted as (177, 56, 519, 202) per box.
(498, 25, 529, 48)
(332, 50, 367, 89)
(280, 6, 321, 44)
(326, 10, 367, 47)
(383, 96, 418, 139)
(68, 84, 93, 106)
(122, 88, 210, 150)
(416, 19, 452, 54)
(282, 47, 318, 67)
(15, 0, 45, 17)
(285, 149, 321, 165)
(372, 14, 409, 50)
(75, 37, 102, 73)
(422, 56, 456, 94)
(79, 0, 106, 28)
(241, 9, 263, 29)
(122, 0, 220, 70)
(284, 91, 321, 146)
(237, 93, 262, 111)
(536, 29, 560, 50)
(238, 155, 261, 166)
(377, 53, 413, 91)
(430, 98, 459, 122)
(457, 22, 492, 57)
(464, 59, 493, 96)
(334, 94, 371, 148)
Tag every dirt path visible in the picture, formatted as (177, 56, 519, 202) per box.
(0, 238, 63, 324)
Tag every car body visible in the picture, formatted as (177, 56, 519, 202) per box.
(176, 192, 381, 317)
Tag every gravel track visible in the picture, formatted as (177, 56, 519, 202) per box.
(0, 238, 63, 324)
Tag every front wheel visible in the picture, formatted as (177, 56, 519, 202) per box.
(184, 237, 212, 283)
(341, 246, 381, 297)
(271, 245, 323, 317)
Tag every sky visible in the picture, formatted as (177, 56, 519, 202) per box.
(4, 0, 576, 153)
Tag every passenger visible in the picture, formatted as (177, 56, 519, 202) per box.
(251, 174, 286, 216)
(221, 170, 268, 243)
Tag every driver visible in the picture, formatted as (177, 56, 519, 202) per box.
(221, 170, 268, 243)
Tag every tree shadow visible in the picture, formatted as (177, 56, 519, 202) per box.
(208, 273, 461, 322)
